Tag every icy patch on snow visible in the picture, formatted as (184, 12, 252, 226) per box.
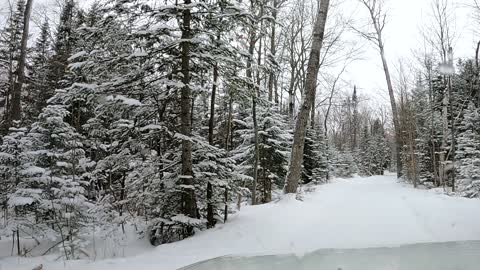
(180, 241, 480, 270)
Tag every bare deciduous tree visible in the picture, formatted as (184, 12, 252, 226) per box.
(285, 0, 330, 194)
(356, 0, 402, 178)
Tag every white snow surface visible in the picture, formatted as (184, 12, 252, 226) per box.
(2, 174, 480, 270)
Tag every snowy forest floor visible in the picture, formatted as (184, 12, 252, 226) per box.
(2, 173, 480, 270)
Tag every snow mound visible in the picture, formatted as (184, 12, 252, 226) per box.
(3, 175, 480, 270)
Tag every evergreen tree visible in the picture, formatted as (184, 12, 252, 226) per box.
(357, 124, 372, 175)
(232, 102, 291, 203)
(456, 102, 480, 198)
(0, 125, 29, 237)
(303, 127, 328, 184)
(332, 149, 357, 178)
(24, 20, 51, 122)
(0, 0, 25, 129)
(44, 0, 78, 108)
(357, 120, 388, 176)
(9, 105, 93, 259)
(369, 119, 389, 175)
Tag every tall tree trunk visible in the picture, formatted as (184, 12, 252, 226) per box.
(352, 86, 358, 150)
(225, 96, 233, 152)
(274, 74, 279, 104)
(268, 0, 278, 102)
(448, 75, 456, 191)
(180, 0, 198, 228)
(16, 228, 20, 256)
(378, 43, 403, 178)
(427, 63, 439, 186)
(310, 93, 316, 128)
(120, 172, 126, 233)
(206, 182, 214, 228)
(439, 76, 449, 187)
(361, 0, 403, 178)
(475, 41, 480, 105)
(256, 2, 270, 202)
(285, 0, 330, 194)
(288, 76, 295, 117)
(251, 95, 259, 204)
(475, 40, 480, 72)
(223, 187, 228, 222)
(206, 35, 220, 228)
(10, 0, 34, 124)
(323, 77, 336, 181)
(246, 5, 259, 204)
(208, 50, 219, 144)
(287, 23, 297, 118)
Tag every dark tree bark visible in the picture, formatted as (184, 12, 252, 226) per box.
(206, 182, 214, 228)
(247, 0, 260, 204)
(476, 41, 480, 71)
(208, 35, 220, 145)
(268, 0, 278, 102)
(310, 92, 316, 128)
(224, 95, 233, 152)
(285, 0, 330, 194)
(251, 95, 259, 204)
(180, 0, 198, 227)
(223, 187, 228, 222)
(206, 33, 220, 228)
(10, 0, 33, 124)
(351, 86, 358, 150)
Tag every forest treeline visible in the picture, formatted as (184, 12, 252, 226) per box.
(0, 0, 479, 259)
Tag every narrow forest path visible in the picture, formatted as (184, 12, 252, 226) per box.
(4, 174, 480, 270)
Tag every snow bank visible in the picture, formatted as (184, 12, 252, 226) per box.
(2, 174, 480, 270)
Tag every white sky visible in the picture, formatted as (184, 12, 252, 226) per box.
(346, 0, 475, 103)
(0, 0, 477, 105)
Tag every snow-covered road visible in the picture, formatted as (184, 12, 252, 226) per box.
(3, 174, 480, 270)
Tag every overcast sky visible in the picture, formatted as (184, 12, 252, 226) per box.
(346, 0, 475, 103)
(0, 0, 477, 105)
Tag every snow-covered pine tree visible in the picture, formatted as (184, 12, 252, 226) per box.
(455, 102, 480, 198)
(10, 105, 93, 259)
(0, 0, 25, 131)
(51, 0, 181, 245)
(44, 0, 79, 109)
(356, 119, 388, 176)
(0, 125, 30, 244)
(369, 119, 389, 175)
(257, 105, 292, 202)
(303, 127, 328, 184)
(53, 0, 256, 245)
(189, 0, 255, 227)
(192, 141, 240, 226)
(232, 102, 291, 203)
(332, 149, 357, 178)
(357, 124, 372, 176)
(409, 76, 442, 187)
(24, 20, 51, 123)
